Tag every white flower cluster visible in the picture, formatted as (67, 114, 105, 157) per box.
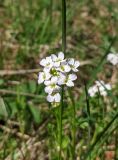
(88, 80, 111, 97)
(38, 52, 80, 103)
(107, 53, 118, 65)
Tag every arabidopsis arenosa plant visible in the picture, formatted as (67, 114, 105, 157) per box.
(88, 80, 111, 97)
(38, 52, 80, 103)
(107, 53, 118, 65)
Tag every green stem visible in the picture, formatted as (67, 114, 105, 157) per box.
(62, 0, 66, 53)
(59, 86, 64, 160)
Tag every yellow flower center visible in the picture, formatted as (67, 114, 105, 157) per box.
(56, 58, 61, 62)
(61, 66, 65, 71)
(51, 84, 56, 88)
(50, 68, 59, 76)
(70, 64, 74, 68)
(43, 74, 46, 79)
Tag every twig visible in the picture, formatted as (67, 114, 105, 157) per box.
(80, 60, 93, 66)
(0, 69, 40, 76)
(0, 89, 45, 99)
(7, 120, 20, 126)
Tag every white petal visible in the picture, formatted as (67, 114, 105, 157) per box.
(47, 94, 54, 102)
(66, 80, 74, 87)
(58, 79, 65, 85)
(46, 56, 52, 62)
(38, 72, 44, 84)
(40, 59, 47, 66)
(74, 61, 80, 68)
(51, 54, 57, 61)
(43, 67, 50, 73)
(44, 80, 51, 86)
(45, 72, 51, 80)
(105, 84, 111, 90)
(95, 81, 104, 87)
(45, 86, 53, 94)
(53, 62, 60, 67)
(107, 53, 115, 61)
(58, 52, 64, 60)
(51, 76, 58, 83)
(112, 58, 118, 65)
(93, 86, 98, 92)
(68, 58, 74, 65)
(100, 91, 107, 96)
(72, 68, 78, 72)
(55, 85, 61, 91)
(69, 74, 77, 81)
(58, 74, 66, 85)
(54, 93, 61, 102)
(89, 92, 95, 97)
(99, 86, 104, 92)
(58, 80, 65, 85)
(64, 65, 71, 72)
(88, 90, 96, 97)
(107, 53, 118, 65)
(88, 86, 98, 97)
(61, 60, 67, 65)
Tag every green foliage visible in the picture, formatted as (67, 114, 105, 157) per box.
(29, 105, 41, 124)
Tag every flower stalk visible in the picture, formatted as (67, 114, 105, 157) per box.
(58, 86, 64, 160)
(58, 0, 66, 159)
(62, 0, 66, 53)
(72, 103, 76, 159)
(50, 0, 53, 25)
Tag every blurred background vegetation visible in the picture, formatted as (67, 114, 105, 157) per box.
(0, 0, 118, 159)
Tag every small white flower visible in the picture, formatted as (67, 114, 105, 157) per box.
(38, 71, 51, 84)
(44, 77, 60, 94)
(68, 58, 80, 72)
(88, 86, 98, 97)
(58, 62, 71, 73)
(47, 93, 61, 102)
(98, 85, 106, 96)
(107, 53, 118, 65)
(51, 52, 64, 67)
(97, 81, 111, 96)
(57, 73, 66, 85)
(95, 80, 105, 87)
(40, 56, 53, 69)
(58, 73, 77, 87)
(88, 80, 111, 97)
